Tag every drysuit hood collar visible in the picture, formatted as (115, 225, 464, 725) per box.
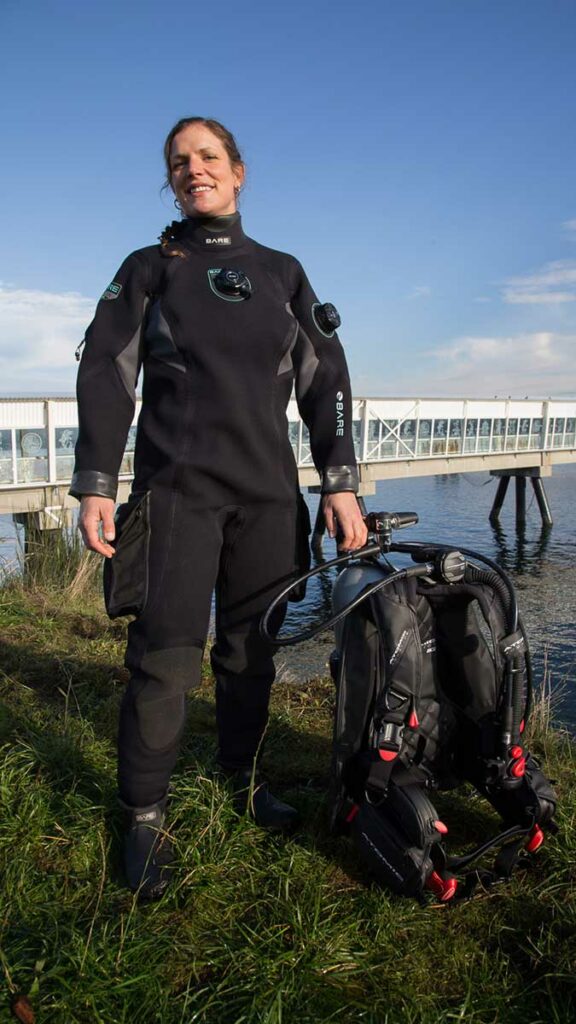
(179, 213, 247, 252)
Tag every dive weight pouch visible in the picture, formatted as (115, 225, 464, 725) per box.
(103, 491, 151, 619)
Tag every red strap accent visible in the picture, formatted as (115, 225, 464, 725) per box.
(425, 871, 458, 901)
(510, 745, 523, 758)
(519, 719, 525, 734)
(379, 750, 398, 762)
(510, 757, 526, 778)
(408, 710, 419, 729)
(433, 820, 448, 835)
(525, 824, 544, 853)
(345, 804, 359, 824)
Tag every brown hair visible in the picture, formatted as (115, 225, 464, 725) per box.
(162, 116, 245, 193)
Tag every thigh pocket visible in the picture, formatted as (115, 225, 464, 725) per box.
(103, 491, 151, 619)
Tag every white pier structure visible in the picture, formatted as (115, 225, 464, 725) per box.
(0, 396, 575, 526)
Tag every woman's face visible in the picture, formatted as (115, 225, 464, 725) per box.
(169, 123, 244, 219)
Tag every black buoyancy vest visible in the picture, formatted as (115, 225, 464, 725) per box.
(331, 570, 557, 901)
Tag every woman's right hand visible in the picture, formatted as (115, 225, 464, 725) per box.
(79, 495, 116, 558)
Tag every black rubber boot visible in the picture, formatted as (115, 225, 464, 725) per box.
(225, 768, 299, 833)
(119, 796, 174, 900)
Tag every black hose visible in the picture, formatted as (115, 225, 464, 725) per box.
(261, 564, 430, 647)
(397, 541, 518, 632)
(259, 541, 379, 645)
(448, 822, 530, 871)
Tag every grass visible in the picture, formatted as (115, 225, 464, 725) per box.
(0, 539, 574, 1023)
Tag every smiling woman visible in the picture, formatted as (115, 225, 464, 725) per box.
(164, 117, 245, 219)
(71, 114, 367, 899)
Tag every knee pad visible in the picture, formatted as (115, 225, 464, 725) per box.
(133, 645, 203, 751)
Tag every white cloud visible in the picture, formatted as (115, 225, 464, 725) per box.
(504, 291, 576, 305)
(501, 261, 576, 305)
(407, 285, 432, 299)
(355, 331, 576, 398)
(423, 331, 576, 396)
(0, 284, 95, 392)
(562, 218, 576, 234)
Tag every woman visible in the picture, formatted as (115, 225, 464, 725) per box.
(72, 117, 367, 898)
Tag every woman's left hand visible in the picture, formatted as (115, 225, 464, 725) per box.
(322, 492, 368, 551)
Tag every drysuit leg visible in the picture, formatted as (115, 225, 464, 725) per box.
(118, 495, 223, 805)
(211, 502, 299, 770)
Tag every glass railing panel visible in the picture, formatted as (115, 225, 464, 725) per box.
(16, 429, 48, 483)
(0, 431, 13, 483)
(380, 441, 398, 459)
(17, 457, 48, 482)
(56, 455, 75, 480)
(432, 438, 447, 455)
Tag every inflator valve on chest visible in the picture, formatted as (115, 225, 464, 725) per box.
(213, 268, 252, 299)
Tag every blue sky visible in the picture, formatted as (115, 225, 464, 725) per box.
(1, 0, 575, 397)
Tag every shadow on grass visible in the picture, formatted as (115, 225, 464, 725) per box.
(0, 618, 520, 904)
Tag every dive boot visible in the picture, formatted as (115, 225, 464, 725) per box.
(120, 796, 174, 900)
(226, 768, 300, 833)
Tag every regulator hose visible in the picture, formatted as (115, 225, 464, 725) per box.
(261, 558, 430, 647)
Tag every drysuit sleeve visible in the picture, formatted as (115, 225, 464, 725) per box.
(69, 251, 150, 500)
(289, 259, 359, 493)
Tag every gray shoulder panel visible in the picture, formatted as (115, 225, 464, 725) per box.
(294, 325, 320, 401)
(114, 296, 149, 401)
(277, 320, 299, 376)
(145, 301, 187, 373)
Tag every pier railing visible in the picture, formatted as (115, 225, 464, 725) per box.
(0, 396, 575, 511)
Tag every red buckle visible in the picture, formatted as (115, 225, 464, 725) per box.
(519, 719, 525, 734)
(433, 820, 448, 835)
(510, 745, 523, 759)
(408, 709, 419, 729)
(525, 824, 544, 853)
(378, 749, 398, 762)
(426, 871, 458, 902)
(345, 804, 360, 824)
(510, 757, 526, 778)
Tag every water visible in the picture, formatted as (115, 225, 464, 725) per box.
(284, 464, 576, 731)
(2, 465, 575, 729)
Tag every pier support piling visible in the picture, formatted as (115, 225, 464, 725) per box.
(515, 475, 527, 527)
(489, 468, 553, 529)
(531, 476, 553, 527)
(489, 476, 510, 525)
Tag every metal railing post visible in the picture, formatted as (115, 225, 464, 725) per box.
(46, 400, 57, 483)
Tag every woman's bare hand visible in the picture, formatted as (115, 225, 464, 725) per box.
(322, 492, 368, 551)
(79, 495, 116, 558)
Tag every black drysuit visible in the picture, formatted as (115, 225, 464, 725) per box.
(71, 214, 359, 805)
